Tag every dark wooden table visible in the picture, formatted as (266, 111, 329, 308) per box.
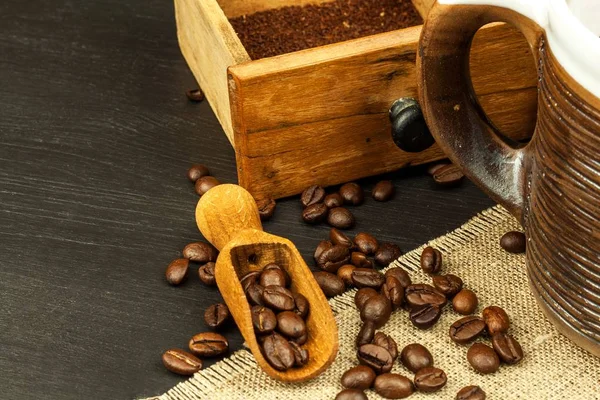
(0, 0, 494, 398)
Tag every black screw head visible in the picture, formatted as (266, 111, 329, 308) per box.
(389, 98, 434, 153)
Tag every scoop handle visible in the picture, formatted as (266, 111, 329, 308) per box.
(195, 184, 263, 250)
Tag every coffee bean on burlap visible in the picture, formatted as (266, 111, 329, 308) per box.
(382, 276, 404, 310)
(372, 332, 398, 360)
(354, 232, 379, 255)
(313, 271, 346, 297)
(356, 321, 376, 347)
(432, 273, 463, 297)
(482, 305, 510, 335)
(400, 343, 433, 373)
(491, 333, 523, 364)
(204, 303, 230, 329)
(384, 267, 411, 288)
(188, 332, 228, 357)
(449, 316, 486, 344)
(327, 207, 356, 229)
(341, 365, 376, 390)
(251, 305, 277, 334)
(467, 343, 500, 374)
(301, 185, 326, 207)
(340, 182, 364, 205)
(187, 164, 209, 182)
(414, 367, 447, 392)
(354, 287, 378, 310)
(420, 246, 442, 274)
(374, 243, 403, 267)
(357, 344, 393, 374)
(261, 332, 295, 371)
(374, 373, 414, 399)
(452, 289, 478, 315)
(162, 348, 203, 376)
(409, 304, 443, 329)
(405, 284, 447, 309)
(165, 258, 189, 286)
(334, 389, 368, 400)
(351, 268, 385, 289)
(360, 294, 392, 328)
(337, 264, 356, 286)
(198, 262, 216, 286)
(500, 231, 526, 253)
(456, 385, 487, 400)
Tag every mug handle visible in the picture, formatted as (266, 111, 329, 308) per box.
(417, 0, 547, 221)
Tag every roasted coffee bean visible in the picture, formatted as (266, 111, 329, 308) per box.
(302, 203, 329, 224)
(409, 304, 443, 329)
(355, 287, 378, 310)
(330, 228, 353, 248)
(337, 264, 356, 286)
(405, 284, 447, 309)
(291, 331, 308, 345)
(467, 343, 500, 374)
(289, 341, 309, 367)
(432, 274, 463, 297)
(400, 343, 433, 373)
(301, 185, 326, 207)
(352, 268, 385, 289)
(241, 270, 261, 291)
(491, 333, 523, 364)
(433, 164, 465, 186)
(456, 385, 487, 400)
(276, 311, 306, 339)
(354, 232, 379, 255)
(427, 162, 450, 176)
(340, 182, 364, 205)
(350, 252, 373, 269)
(356, 321, 376, 347)
(449, 316, 486, 344)
(374, 373, 414, 399)
(482, 306, 510, 335)
(251, 305, 277, 334)
(162, 348, 203, 376)
(384, 267, 411, 288)
(372, 332, 398, 360)
(260, 267, 287, 287)
(382, 276, 404, 310)
(452, 289, 478, 315)
(186, 88, 205, 102)
(313, 271, 346, 297)
(420, 246, 442, 274)
(341, 365, 376, 390)
(183, 242, 218, 263)
(293, 293, 310, 318)
(261, 332, 295, 371)
(314, 240, 333, 261)
(316, 244, 351, 273)
(327, 207, 355, 229)
(360, 294, 392, 328)
(324, 193, 344, 208)
(500, 231, 526, 253)
(256, 198, 276, 221)
(375, 243, 403, 267)
(165, 258, 189, 286)
(187, 164, 209, 182)
(335, 389, 368, 400)
(245, 282, 265, 306)
(188, 332, 228, 357)
(198, 262, 216, 286)
(262, 286, 295, 311)
(204, 303, 230, 329)
(372, 180, 395, 202)
(194, 176, 220, 196)
(264, 263, 291, 286)
(357, 344, 393, 374)
(414, 367, 447, 392)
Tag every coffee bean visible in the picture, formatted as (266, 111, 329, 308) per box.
(382, 276, 404, 310)
(186, 88, 205, 102)
(260, 267, 286, 287)
(374, 243, 402, 267)
(500, 231, 526, 253)
(330, 228, 353, 248)
(187, 164, 209, 182)
(482, 306, 510, 335)
(324, 193, 344, 208)
(340, 182, 364, 205)
(314, 240, 333, 261)
(420, 246, 442, 274)
(264, 263, 291, 286)
(194, 176, 220, 196)
(356, 321, 376, 347)
(354, 287, 378, 310)
(162, 348, 203, 376)
(372, 332, 398, 360)
(491, 333, 523, 364)
(400, 343, 433, 373)
(404, 284, 447, 309)
(204, 303, 230, 329)
(261, 332, 295, 371)
(350, 252, 373, 269)
(289, 341, 309, 367)
(372, 180, 395, 202)
(188, 332, 228, 357)
(251, 305, 277, 334)
(449, 316, 486, 344)
(198, 262, 216, 286)
(301, 185, 326, 207)
(427, 162, 450, 176)
(357, 344, 393, 374)
(360, 294, 392, 328)
(337, 264, 356, 286)
(313, 271, 346, 297)
(327, 207, 355, 229)
(452, 289, 478, 315)
(291, 331, 308, 346)
(414, 367, 447, 392)
(352, 268, 385, 289)
(432, 274, 463, 297)
(374, 373, 414, 399)
(240, 270, 261, 291)
(293, 293, 310, 318)
(302, 203, 329, 224)
(183, 242, 218, 263)
(262, 285, 295, 311)
(409, 304, 443, 329)
(277, 311, 306, 339)
(316, 244, 351, 273)
(335, 389, 368, 400)
(165, 258, 189, 286)
(456, 385, 487, 400)
(384, 267, 411, 288)
(354, 232, 378, 255)
(256, 197, 276, 221)
(245, 282, 265, 306)
(433, 164, 464, 186)
(467, 343, 500, 374)
(341, 365, 376, 390)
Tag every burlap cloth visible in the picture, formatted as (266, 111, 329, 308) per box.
(149, 206, 600, 399)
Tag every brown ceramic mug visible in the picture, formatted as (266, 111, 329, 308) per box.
(418, 0, 600, 356)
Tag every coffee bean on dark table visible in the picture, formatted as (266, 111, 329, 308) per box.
(382, 276, 404, 310)
(340, 182, 364, 205)
(491, 333, 523, 364)
(400, 343, 433, 373)
(433, 164, 465, 186)
(187, 163, 209, 182)
(277, 311, 306, 339)
(185, 88, 205, 102)
(384, 267, 411, 288)
(405, 284, 447, 309)
(314, 240, 333, 260)
(204, 303, 230, 329)
(427, 162, 450, 176)
(432, 273, 463, 297)
(198, 262, 216, 286)
(350, 251, 373, 269)
(375, 243, 403, 267)
(360, 294, 392, 328)
(351, 268, 385, 289)
(357, 344, 393, 374)
(327, 207, 355, 229)
(293, 293, 310, 318)
(251, 305, 277, 334)
(409, 304, 443, 329)
(165, 258, 189, 286)
(449, 316, 486, 344)
(316, 244, 350, 273)
(324, 193, 344, 208)
(337, 264, 356, 286)
(245, 282, 265, 306)
(260, 266, 287, 287)
(354, 232, 378, 255)
(374, 373, 414, 399)
(335, 389, 368, 400)
(414, 367, 447, 392)
(354, 287, 378, 310)
(467, 343, 500, 374)
(261, 332, 295, 371)
(302, 202, 329, 224)
(500, 231, 526, 253)
(453, 288, 478, 315)
(301, 185, 326, 207)
(241, 270, 261, 291)
(194, 176, 220, 196)
(289, 341, 309, 367)
(183, 241, 218, 263)
(313, 271, 345, 297)
(372, 180, 395, 202)
(262, 285, 296, 310)
(256, 197, 276, 221)
(341, 365, 376, 390)
(330, 227, 353, 248)
(372, 332, 398, 360)
(188, 332, 229, 357)
(482, 305, 510, 334)
(456, 385, 487, 400)
(356, 321, 376, 347)
(162, 348, 203, 376)
(420, 246, 442, 274)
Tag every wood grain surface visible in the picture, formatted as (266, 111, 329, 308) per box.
(0, 0, 495, 398)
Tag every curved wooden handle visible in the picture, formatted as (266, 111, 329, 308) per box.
(195, 184, 262, 250)
(418, 1, 545, 221)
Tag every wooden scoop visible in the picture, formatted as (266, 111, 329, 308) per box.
(195, 184, 339, 382)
